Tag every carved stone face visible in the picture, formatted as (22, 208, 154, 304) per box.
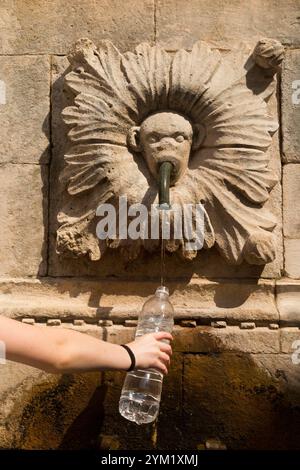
(128, 111, 194, 183)
(140, 112, 193, 182)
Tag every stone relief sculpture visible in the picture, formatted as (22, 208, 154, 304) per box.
(57, 38, 284, 265)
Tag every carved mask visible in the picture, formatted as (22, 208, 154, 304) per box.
(128, 112, 195, 183)
(58, 38, 283, 264)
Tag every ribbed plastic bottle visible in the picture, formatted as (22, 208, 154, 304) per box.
(119, 286, 174, 424)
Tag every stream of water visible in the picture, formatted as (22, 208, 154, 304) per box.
(160, 236, 166, 286)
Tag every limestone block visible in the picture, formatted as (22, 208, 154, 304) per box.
(282, 50, 300, 162)
(276, 279, 300, 324)
(98, 369, 126, 417)
(105, 325, 135, 345)
(0, 0, 154, 54)
(280, 327, 300, 353)
(0, 360, 101, 449)
(183, 353, 300, 449)
(156, 0, 300, 50)
(284, 239, 300, 279)
(47, 319, 61, 326)
(159, 352, 183, 413)
(205, 438, 226, 450)
(173, 326, 280, 354)
(240, 322, 256, 330)
(253, 354, 300, 405)
(0, 56, 50, 164)
(0, 164, 47, 277)
(283, 164, 300, 237)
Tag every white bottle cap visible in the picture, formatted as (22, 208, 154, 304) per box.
(155, 286, 169, 296)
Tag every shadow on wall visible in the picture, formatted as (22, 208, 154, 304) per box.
(36, 90, 50, 277)
(9, 351, 300, 450)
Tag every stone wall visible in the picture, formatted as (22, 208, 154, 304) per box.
(0, 0, 300, 450)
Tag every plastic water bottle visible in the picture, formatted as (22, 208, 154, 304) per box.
(119, 286, 174, 424)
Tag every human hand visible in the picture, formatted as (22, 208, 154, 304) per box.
(126, 332, 173, 374)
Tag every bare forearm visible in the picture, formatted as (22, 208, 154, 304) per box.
(0, 317, 131, 374)
(54, 329, 131, 373)
(0, 317, 172, 375)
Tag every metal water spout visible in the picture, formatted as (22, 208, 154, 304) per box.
(158, 161, 173, 209)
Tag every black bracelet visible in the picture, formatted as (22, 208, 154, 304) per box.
(120, 344, 136, 371)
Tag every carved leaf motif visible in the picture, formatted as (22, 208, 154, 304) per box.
(168, 41, 222, 117)
(181, 163, 276, 264)
(198, 83, 277, 148)
(122, 43, 171, 115)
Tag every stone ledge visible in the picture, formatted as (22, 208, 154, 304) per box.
(276, 279, 300, 325)
(0, 277, 277, 323)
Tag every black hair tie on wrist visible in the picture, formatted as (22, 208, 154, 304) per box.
(120, 344, 136, 372)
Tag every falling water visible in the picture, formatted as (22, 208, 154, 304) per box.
(160, 236, 166, 286)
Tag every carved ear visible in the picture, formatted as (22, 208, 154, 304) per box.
(192, 123, 206, 150)
(127, 126, 142, 152)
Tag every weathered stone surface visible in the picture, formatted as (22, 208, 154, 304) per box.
(0, 337, 299, 450)
(50, 238, 282, 279)
(205, 438, 227, 450)
(284, 239, 300, 279)
(54, 39, 281, 274)
(0, 1, 297, 452)
(183, 353, 300, 449)
(282, 50, 300, 162)
(50, 56, 282, 279)
(0, 164, 47, 277)
(283, 164, 300, 237)
(156, 0, 300, 50)
(0, 360, 102, 449)
(280, 327, 300, 353)
(0, 0, 154, 54)
(253, 354, 300, 405)
(47, 319, 61, 326)
(240, 322, 256, 329)
(276, 279, 300, 324)
(173, 326, 280, 354)
(21, 318, 35, 325)
(105, 325, 135, 345)
(0, 278, 278, 322)
(0, 56, 49, 164)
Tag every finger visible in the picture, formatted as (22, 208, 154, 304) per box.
(154, 331, 173, 341)
(159, 351, 171, 364)
(159, 343, 172, 355)
(155, 360, 168, 375)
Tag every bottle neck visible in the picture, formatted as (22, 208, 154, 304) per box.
(155, 286, 169, 298)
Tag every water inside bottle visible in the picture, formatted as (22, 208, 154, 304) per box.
(119, 317, 172, 424)
(119, 369, 162, 424)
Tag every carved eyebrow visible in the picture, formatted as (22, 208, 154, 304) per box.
(148, 131, 160, 138)
(172, 131, 188, 137)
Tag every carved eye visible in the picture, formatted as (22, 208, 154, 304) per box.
(175, 135, 185, 143)
(148, 135, 158, 143)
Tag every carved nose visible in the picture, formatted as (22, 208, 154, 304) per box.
(157, 138, 176, 150)
(161, 137, 174, 143)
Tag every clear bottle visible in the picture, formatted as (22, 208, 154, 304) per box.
(119, 286, 174, 425)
